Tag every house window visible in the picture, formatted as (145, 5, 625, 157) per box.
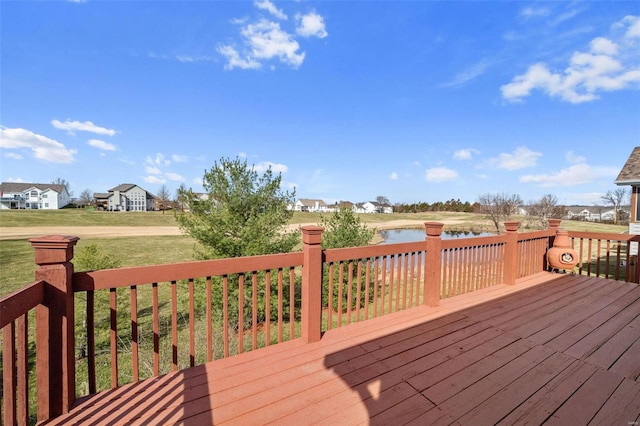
(44, 203, 49, 208)
(30, 190, 38, 197)
(42, 194, 48, 198)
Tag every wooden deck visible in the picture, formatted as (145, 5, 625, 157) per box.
(48, 272, 640, 425)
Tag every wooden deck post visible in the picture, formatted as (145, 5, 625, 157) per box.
(301, 226, 323, 343)
(424, 222, 444, 307)
(29, 235, 79, 421)
(503, 221, 520, 285)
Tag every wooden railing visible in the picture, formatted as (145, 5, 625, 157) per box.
(1, 281, 44, 426)
(568, 231, 639, 282)
(1, 220, 638, 424)
(73, 251, 304, 393)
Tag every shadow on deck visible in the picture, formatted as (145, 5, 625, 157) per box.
(44, 272, 640, 425)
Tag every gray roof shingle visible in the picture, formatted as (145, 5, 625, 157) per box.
(615, 146, 640, 185)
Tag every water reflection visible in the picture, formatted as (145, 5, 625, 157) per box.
(379, 228, 493, 244)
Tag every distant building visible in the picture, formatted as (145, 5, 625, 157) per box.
(292, 199, 329, 212)
(353, 201, 393, 214)
(95, 184, 156, 212)
(615, 146, 640, 223)
(0, 182, 70, 210)
(565, 206, 619, 222)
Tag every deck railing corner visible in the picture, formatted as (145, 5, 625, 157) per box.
(28, 235, 79, 420)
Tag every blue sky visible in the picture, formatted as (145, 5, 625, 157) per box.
(1, 1, 639, 206)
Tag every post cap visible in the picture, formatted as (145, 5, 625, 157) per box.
(504, 221, 520, 233)
(424, 222, 444, 237)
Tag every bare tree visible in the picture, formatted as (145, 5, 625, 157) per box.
(601, 188, 629, 225)
(375, 195, 390, 205)
(78, 189, 93, 208)
(52, 177, 73, 197)
(528, 194, 560, 228)
(477, 192, 523, 233)
(156, 184, 171, 214)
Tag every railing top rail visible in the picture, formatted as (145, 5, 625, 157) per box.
(517, 229, 555, 241)
(73, 251, 304, 291)
(441, 234, 507, 249)
(0, 279, 45, 328)
(568, 231, 637, 242)
(323, 241, 427, 263)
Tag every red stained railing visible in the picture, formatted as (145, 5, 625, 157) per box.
(568, 231, 639, 282)
(1, 281, 44, 426)
(73, 252, 303, 392)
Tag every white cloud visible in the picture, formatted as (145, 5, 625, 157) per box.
(453, 148, 480, 160)
(254, 0, 287, 20)
(519, 7, 549, 19)
(218, 19, 306, 70)
(218, 45, 262, 70)
(172, 154, 188, 162)
(145, 166, 162, 175)
(219, 5, 326, 70)
(566, 151, 586, 164)
(6, 177, 25, 182)
(390, 172, 399, 180)
(501, 15, 640, 103)
(489, 146, 541, 170)
(145, 153, 170, 166)
(175, 55, 215, 63)
(4, 152, 22, 160)
(296, 11, 328, 38)
(244, 20, 304, 67)
(0, 127, 77, 163)
(520, 163, 619, 187)
(440, 59, 508, 88)
(613, 15, 640, 38)
(425, 167, 458, 182)
(51, 119, 117, 136)
(253, 161, 288, 173)
(143, 175, 166, 184)
(412, 161, 421, 167)
(590, 37, 618, 55)
(165, 172, 184, 181)
(88, 139, 116, 151)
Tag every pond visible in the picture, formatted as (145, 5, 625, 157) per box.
(379, 228, 494, 244)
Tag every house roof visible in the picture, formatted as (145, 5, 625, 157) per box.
(107, 184, 156, 198)
(109, 183, 138, 192)
(0, 182, 67, 194)
(615, 146, 640, 185)
(297, 198, 327, 207)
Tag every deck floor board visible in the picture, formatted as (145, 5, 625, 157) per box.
(50, 273, 640, 425)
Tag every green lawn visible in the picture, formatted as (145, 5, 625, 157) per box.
(0, 208, 179, 227)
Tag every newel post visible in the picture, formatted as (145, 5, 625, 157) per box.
(29, 235, 79, 420)
(301, 226, 323, 343)
(503, 221, 520, 286)
(424, 222, 444, 307)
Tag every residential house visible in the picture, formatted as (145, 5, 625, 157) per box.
(0, 182, 70, 210)
(292, 199, 329, 212)
(615, 146, 640, 223)
(100, 184, 156, 212)
(326, 201, 354, 212)
(353, 201, 393, 214)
